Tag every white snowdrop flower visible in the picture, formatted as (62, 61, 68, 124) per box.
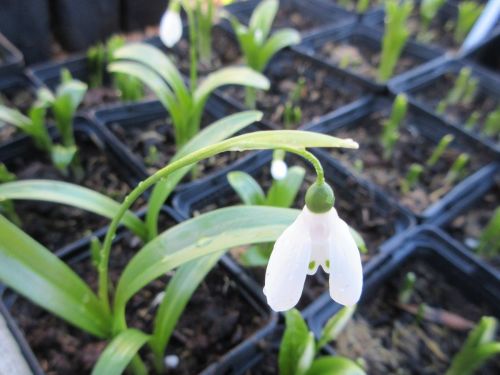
(263, 182, 363, 311)
(271, 159, 288, 180)
(159, 3, 182, 48)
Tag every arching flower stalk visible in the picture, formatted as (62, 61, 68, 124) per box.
(264, 181, 363, 311)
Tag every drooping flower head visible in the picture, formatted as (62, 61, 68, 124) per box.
(264, 181, 363, 311)
(160, 0, 183, 48)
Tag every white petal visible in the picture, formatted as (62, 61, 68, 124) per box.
(328, 209, 363, 306)
(159, 10, 182, 48)
(302, 206, 331, 275)
(270, 159, 288, 180)
(263, 209, 311, 311)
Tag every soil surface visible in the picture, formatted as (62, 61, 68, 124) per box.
(319, 37, 423, 81)
(413, 72, 500, 143)
(446, 179, 500, 269)
(333, 260, 500, 374)
(2, 129, 139, 251)
(221, 54, 363, 128)
(192, 156, 400, 308)
(8, 227, 269, 374)
(329, 110, 484, 214)
(269, 3, 331, 32)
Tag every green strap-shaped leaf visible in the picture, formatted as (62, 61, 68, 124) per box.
(0, 105, 31, 129)
(0, 215, 110, 337)
(228, 171, 266, 205)
(279, 309, 311, 375)
(266, 166, 305, 208)
(145, 111, 263, 237)
(317, 305, 356, 350)
(112, 43, 190, 109)
(258, 29, 301, 71)
(92, 329, 150, 375)
(306, 357, 366, 375)
(0, 180, 147, 239)
(193, 66, 270, 105)
(114, 206, 299, 318)
(249, 0, 279, 41)
(150, 251, 224, 359)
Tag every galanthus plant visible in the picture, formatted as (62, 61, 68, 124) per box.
(0, 69, 87, 175)
(0, 116, 360, 374)
(279, 307, 365, 375)
(225, 0, 301, 107)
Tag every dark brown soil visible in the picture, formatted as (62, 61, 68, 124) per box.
(329, 111, 484, 214)
(270, 4, 330, 32)
(220, 55, 363, 128)
(9, 227, 269, 375)
(193, 156, 400, 308)
(446, 180, 500, 269)
(107, 110, 247, 179)
(3, 129, 139, 251)
(333, 261, 500, 374)
(405, 8, 458, 51)
(319, 38, 423, 81)
(414, 72, 500, 142)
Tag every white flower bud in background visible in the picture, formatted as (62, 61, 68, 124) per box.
(164, 354, 180, 369)
(159, 3, 182, 48)
(271, 159, 288, 180)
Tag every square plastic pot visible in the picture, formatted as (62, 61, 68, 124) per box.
(0, 32, 24, 79)
(293, 23, 442, 93)
(462, 30, 500, 77)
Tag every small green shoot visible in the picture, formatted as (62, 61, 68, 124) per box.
(446, 316, 500, 375)
(145, 145, 160, 167)
(353, 159, 364, 174)
(398, 271, 416, 305)
(382, 94, 408, 160)
(280, 308, 365, 375)
(426, 134, 454, 167)
(89, 235, 102, 268)
(356, 0, 371, 13)
(377, 0, 413, 81)
(475, 207, 500, 258)
(445, 153, 469, 185)
(465, 111, 480, 130)
(283, 77, 305, 129)
(401, 163, 423, 194)
(454, 1, 484, 44)
(227, 0, 301, 108)
(438, 67, 478, 114)
(483, 107, 500, 137)
(419, 0, 446, 35)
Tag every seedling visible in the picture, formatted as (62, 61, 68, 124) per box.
(356, 0, 371, 13)
(280, 308, 365, 375)
(465, 111, 480, 130)
(437, 67, 478, 114)
(445, 153, 469, 185)
(475, 207, 500, 257)
(283, 77, 305, 129)
(454, 1, 484, 44)
(398, 271, 417, 305)
(483, 106, 500, 137)
(426, 134, 454, 167)
(0, 69, 87, 174)
(87, 35, 144, 101)
(381, 94, 408, 160)
(377, 0, 413, 81)
(418, 0, 446, 39)
(401, 163, 423, 194)
(144, 145, 161, 167)
(446, 316, 500, 375)
(227, 152, 306, 266)
(227, 0, 301, 108)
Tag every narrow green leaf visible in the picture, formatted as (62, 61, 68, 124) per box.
(150, 251, 224, 359)
(194, 66, 270, 105)
(279, 309, 311, 375)
(249, 0, 279, 41)
(0, 180, 147, 239)
(317, 305, 356, 350)
(228, 171, 266, 205)
(297, 332, 316, 375)
(115, 206, 299, 317)
(306, 357, 366, 375)
(0, 215, 109, 337)
(266, 166, 305, 208)
(258, 29, 301, 71)
(92, 329, 150, 375)
(0, 105, 31, 129)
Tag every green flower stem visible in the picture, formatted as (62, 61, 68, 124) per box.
(98, 133, 327, 320)
(185, 4, 198, 91)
